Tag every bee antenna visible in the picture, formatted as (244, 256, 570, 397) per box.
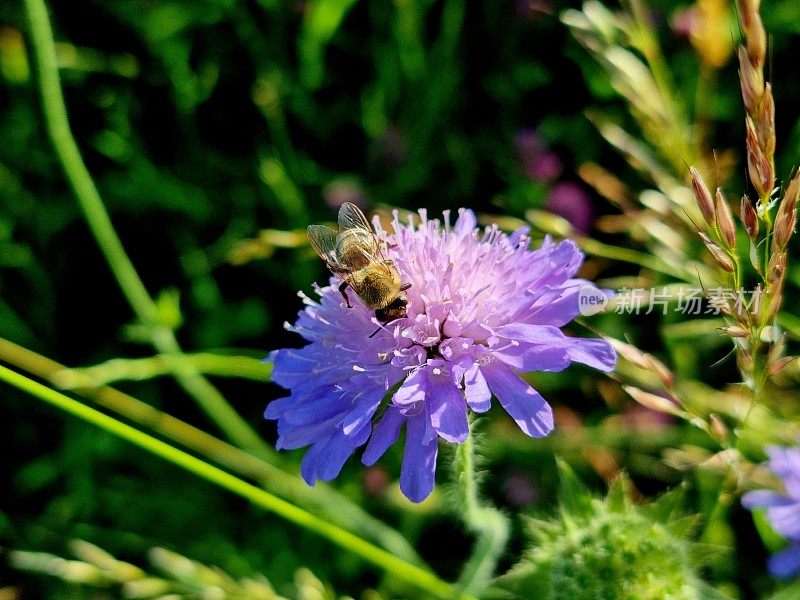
(368, 325, 383, 338)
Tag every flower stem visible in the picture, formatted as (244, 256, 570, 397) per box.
(0, 364, 463, 600)
(453, 429, 510, 597)
(22, 0, 266, 457)
(0, 336, 423, 566)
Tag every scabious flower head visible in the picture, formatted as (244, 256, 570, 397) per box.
(500, 465, 711, 600)
(266, 208, 616, 502)
(742, 444, 800, 578)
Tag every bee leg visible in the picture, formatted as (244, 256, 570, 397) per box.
(338, 280, 353, 308)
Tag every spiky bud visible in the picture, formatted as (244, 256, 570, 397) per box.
(501, 463, 711, 600)
(715, 188, 737, 249)
(740, 194, 759, 240)
(689, 167, 715, 226)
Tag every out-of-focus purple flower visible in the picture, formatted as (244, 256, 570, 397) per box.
(620, 403, 674, 431)
(369, 126, 407, 168)
(742, 445, 800, 579)
(266, 209, 616, 502)
(515, 129, 563, 183)
(671, 6, 697, 39)
(546, 182, 595, 234)
(515, 0, 553, 21)
(323, 177, 367, 210)
(504, 472, 538, 507)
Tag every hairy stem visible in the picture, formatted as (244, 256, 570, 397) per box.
(0, 364, 465, 600)
(453, 430, 510, 596)
(22, 0, 266, 456)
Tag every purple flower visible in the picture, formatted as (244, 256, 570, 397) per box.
(266, 209, 616, 502)
(546, 182, 595, 234)
(742, 445, 800, 579)
(515, 129, 563, 183)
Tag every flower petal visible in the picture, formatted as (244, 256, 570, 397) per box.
(400, 411, 439, 502)
(463, 363, 491, 412)
(566, 337, 617, 372)
(767, 503, 800, 539)
(481, 361, 553, 437)
(300, 425, 368, 485)
(340, 388, 385, 436)
(742, 490, 793, 509)
(426, 367, 469, 442)
(362, 406, 405, 466)
(393, 367, 428, 406)
(768, 544, 800, 579)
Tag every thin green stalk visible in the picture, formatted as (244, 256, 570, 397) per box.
(22, 0, 266, 456)
(453, 430, 510, 597)
(51, 353, 274, 389)
(0, 364, 464, 600)
(576, 237, 695, 282)
(0, 337, 422, 565)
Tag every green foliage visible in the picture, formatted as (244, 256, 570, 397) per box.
(9, 538, 358, 600)
(2, 0, 800, 598)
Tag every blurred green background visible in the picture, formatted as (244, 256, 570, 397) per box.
(2, 0, 800, 597)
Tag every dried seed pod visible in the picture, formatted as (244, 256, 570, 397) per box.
(699, 232, 735, 272)
(766, 291, 783, 322)
(709, 413, 730, 443)
(740, 194, 759, 240)
(767, 250, 787, 285)
(737, 47, 761, 114)
(745, 117, 772, 197)
(715, 188, 737, 249)
(759, 84, 776, 157)
(747, 18, 767, 68)
(622, 385, 682, 417)
(606, 338, 674, 389)
(720, 325, 749, 338)
(689, 167, 715, 226)
(737, 0, 761, 35)
(768, 355, 796, 376)
(773, 169, 800, 250)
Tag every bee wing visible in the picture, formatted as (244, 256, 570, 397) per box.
(338, 202, 372, 232)
(307, 224, 343, 270)
(338, 202, 383, 256)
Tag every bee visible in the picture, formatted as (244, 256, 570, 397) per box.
(307, 202, 411, 333)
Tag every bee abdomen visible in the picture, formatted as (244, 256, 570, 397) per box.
(353, 267, 400, 309)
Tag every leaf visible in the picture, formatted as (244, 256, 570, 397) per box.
(646, 483, 688, 522)
(605, 471, 631, 513)
(765, 580, 800, 600)
(555, 457, 593, 518)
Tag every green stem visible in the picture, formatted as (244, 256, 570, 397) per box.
(0, 364, 463, 600)
(453, 430, 510, 597)
(0, 337, 422, 565)
(51, 353, 273, 389)
(22, 0, 266, 456)
(576, 237, 695, 282)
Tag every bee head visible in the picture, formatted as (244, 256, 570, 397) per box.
(375, 295, 408, 324)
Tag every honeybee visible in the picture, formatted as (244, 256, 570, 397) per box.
(307, 202, 411, 332)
